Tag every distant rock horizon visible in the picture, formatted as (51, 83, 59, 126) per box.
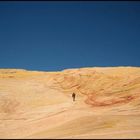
(0, 66, 139, 72)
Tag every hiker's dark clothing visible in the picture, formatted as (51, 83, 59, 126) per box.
(72, 93, 76, 101)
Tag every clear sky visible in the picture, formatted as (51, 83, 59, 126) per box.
(0, 1, 140, 71)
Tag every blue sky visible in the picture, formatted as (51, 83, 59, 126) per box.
(0, 1, 140, 71)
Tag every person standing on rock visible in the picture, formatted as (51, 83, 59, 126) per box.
(72, 93, 76, 101)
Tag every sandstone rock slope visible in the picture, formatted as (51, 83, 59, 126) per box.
(0, 67, 140, 138)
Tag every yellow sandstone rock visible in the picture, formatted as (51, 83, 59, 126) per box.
(0, 67, 140, 138)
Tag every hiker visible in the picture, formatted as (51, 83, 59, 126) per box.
(72, 93, 76, 101)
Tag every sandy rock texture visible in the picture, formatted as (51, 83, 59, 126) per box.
(0, 67, 140, 138)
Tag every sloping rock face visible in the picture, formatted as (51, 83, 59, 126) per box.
(50, 67, 140, 108)
(0, 67, 140, 138)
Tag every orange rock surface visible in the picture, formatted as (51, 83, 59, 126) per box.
(0, 67, 140, 138)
